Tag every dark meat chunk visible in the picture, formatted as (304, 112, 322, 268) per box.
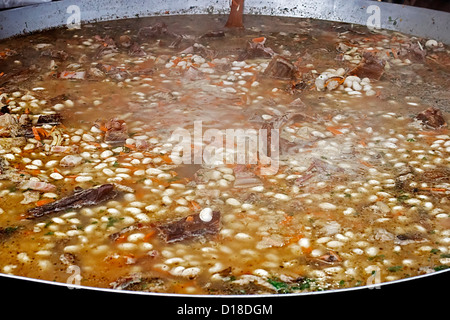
(24, 184, 118, 219)
(200, 31, 225, 38)
(110, 274, 143, 290)
(105, 118, 128, 145)
(0, 105, 10, 114)
(0, 113, 19, 137)
(0, 157, 6, 175)
(128, 42, 146, 57)
(260, 109, 314, 156)
(96, 118, 128, 145)
(94, 35, 118, 59)
(138, 22, 170, 39)
(263, 55, 297, 80)
(118, 35, 132, 48)
(37, 113, 63, 125)
(295, 158, 346, 187)
(398, 42, 427, 62)
(110, 274, 166, 292)
(0, 113, 31, 138)
(157, 211, 221, 243)
(314, 251, 342, 266)
(180, 43, 216, 60)
(238, 38, 275, 61)
(395, 232, 427, 245)
(0, 65, 40, 91)
(415, 107, 447, 129)
(41, 49, 69, 61)
(233, 165, 262, 188)
(394, 165, 415, 190)
(96, 63, 129, 81)
(349, 52, 386, 80)
(137, 22, 186, 48)
(421, 167, 450, 184)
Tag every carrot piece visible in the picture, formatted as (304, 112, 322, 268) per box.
(161, 154, 173, 164)
(124, 144, 136, 150)
(189, 201, 202, 211)
(359, 139, 367, 147)
(252, 36, 266, 43)
(280, 214, 293, 225)
(302, 246, 313, 254)
(32, 126, 41, 140)
(143, 230, 157, 242)
(286, 234, 303, 245)
(326, 126, 343, 135)
(29, 169, 41, 176)
(185, 215, 194, 222)
(418, 187, 447, 192)
(114, 234, 128, 243)
(32, 126, 49, 140)
(36, 198, 54, 206)
(359, 160, 373, 167)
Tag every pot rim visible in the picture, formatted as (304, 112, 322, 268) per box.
(0, 0, 449, 43)
(0, 269, 448, 297)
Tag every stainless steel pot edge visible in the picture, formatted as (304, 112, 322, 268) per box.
(0, 0, 449, 44)
(0, 269, 448, 298)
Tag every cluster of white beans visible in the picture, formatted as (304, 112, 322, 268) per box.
(314, 68, 376, 97)
(1, 29, 449, 292)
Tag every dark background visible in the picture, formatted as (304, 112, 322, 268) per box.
(2, 270, 448, 318)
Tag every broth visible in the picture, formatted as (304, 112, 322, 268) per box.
(0, 14, 449, 295)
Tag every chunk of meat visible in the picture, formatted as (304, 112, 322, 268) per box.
(19, 180, 56, 192)
(295, 158, 346, 187)
(398, 42, 427, 62)
(157, 211, 221, 243)
(316, 251, 342, 265)
(93, 35, 118, 59)
(24, 184, 118, 219)
(20, 190, 40, 204)
(41, 49, 69, 61)
(59, 71, 86, 80)
(349, 52, 386, 80)
(128, 42, 146, 57)
(263, 55, 297, 80)
(37, 113, 63, 125)
(260, 109, 314, 156)
(180, 43, 216, 60)
(0, 113, 19, 137)
(118, 35, 132, 48)
(233, 165, 262, 188)
(138, 22, 170, 39)
(415, 107, 447, 129)
(96, 63, 129, 81)
(238, 38, 275, 61)
(395, 232, 427, 245)
(200, 30, 225, 38)
(421, 167, 450, 183)
(96, 118, 129, 146)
